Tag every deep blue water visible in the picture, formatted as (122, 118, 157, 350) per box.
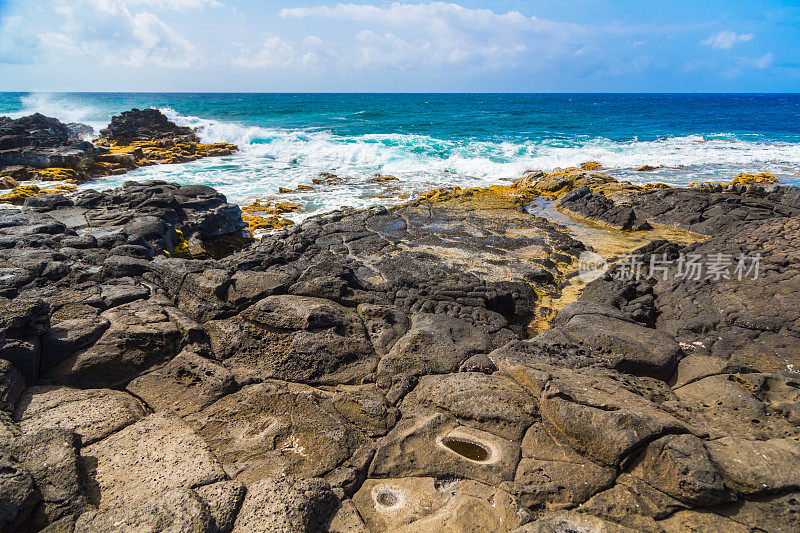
(2, 92, 799, 215)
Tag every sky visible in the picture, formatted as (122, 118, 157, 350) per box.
(0, 0, 798, 92)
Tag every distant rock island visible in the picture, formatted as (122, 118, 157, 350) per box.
(1, 109, 799, 532)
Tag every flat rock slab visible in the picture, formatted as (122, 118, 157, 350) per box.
(126, 350, 237, 416)
(74, 487, 212, 533)
(14, 386, 147, 445)
(232, 476, 338, 533)
(80, 410, 226, 509)
(186, 381, 370, 485)
(706, 437, 800, 494)
(539, 368, 689, 466)
(44, 300, 183, 388)
(353, 477, 523, 532)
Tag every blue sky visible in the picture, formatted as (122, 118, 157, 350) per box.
(0, 0, 798, 92)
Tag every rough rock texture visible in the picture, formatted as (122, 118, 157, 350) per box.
(558, 186, 651, 230)
(0, 113, 97, 169)
(0, 110, 237, 193)
(1, 168, 800, 531)
(99, 108, 198, 144)
(232, 476, 338, 533)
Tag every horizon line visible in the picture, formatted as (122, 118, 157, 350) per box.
(2, 91, 800, 95)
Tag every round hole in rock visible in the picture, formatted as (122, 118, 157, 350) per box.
(441, 437, 491, 462)
(376, 490, 398, 507)
(373, 487, 404, 511)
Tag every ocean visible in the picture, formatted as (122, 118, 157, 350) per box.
(2, 92, 800, 219)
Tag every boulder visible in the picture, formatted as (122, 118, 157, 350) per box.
(629, 434, 728, 506)
(552, 313, 682, 380)
(0, 448, 39, 532)
(194, 480, 246, 533)
(80, 411, 226, 508)
(126, 350, 237, 416)
(41, 316, 110, 372)
(12, 429, 88, 527)
(705, 437, 800, 494)
(185, 382, 370, 485)
(402, 372, 537, 441)
(376, 313, 492, 385)
(232, 476, 338, 533)
(74, 487, 212, 533)
(502, 424, 615, 508)
(539, 369, 688, 466)
(206, 295, 377, 385)
(558, 187, 651, 230)
(672, 374, 796, 439)
(99, 108, 198, 144)
(0, 359, 25, 412)
(44, 300, 183, 388)
(14, 386, 147, 445)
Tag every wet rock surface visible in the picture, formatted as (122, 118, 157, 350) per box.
(0, 169, 799, 531)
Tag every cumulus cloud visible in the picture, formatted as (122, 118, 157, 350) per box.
(740, 52, 774, 69)
(233, 37, 296, 68)
(3, 0, 203, 68)
(271, 2, 586, 72)
(700, 31, 753, 50)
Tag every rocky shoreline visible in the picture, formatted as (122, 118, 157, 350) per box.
(0, 109, 236, 204)
(1, 112, 799, 532)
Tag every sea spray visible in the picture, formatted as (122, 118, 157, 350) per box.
(3, 92, 800, 218)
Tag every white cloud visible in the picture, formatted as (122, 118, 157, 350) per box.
(11, 0, 202, 68)
(271, 2, 586, 72)
(700, 31, 753, 50)
(88, 0, 221, 11)
(233, 37, 296, 68)
(740, 52, 774, 69)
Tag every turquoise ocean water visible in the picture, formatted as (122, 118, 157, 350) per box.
(2, 92, 799, 218)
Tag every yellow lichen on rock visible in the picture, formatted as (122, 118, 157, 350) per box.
(273, 202, 300, 214)
(296, 184, 315, 191)
(34, 167, 79, 182)
(420, 184, 540, 211)
(0, 183, 76, 205)
(580, 161, 603, 171)
(242, 214, 294, 231)
(100, 140, 238, 168)
(240, 199, 301, 232)
(0, 185, 44, 204)
(368, 175, 399, 183)
(730, 172, 777, 185)
(0, 176, 20, 189)
(512, 167, 665, 200)
(278, 187, 293, 194)
(171, 229, 190, 256)
(313, 172, 346, 186)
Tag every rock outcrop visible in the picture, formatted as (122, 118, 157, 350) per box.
(0, 110, 237, 199)
(1, 165, 799, 531)
(99, 108, 198, 144)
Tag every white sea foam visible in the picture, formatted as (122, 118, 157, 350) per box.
(8, 93, 108, 133)
(11, 94, 800, 218)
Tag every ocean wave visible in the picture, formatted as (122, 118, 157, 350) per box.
(9, 93, 800, 217)
(8, 93, 108, 133)
(161, 106, 800, 181)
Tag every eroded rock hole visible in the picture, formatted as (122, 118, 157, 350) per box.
(376, 489, 398, 507)
(373, 487, 403, 510)
(442, 437, 491, 461)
